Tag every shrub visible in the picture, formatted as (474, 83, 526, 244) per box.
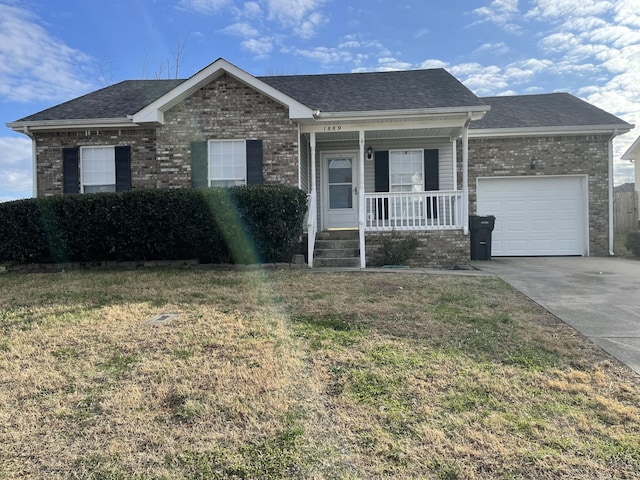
(625, 231, 640, 257)
(374, 232, 419, 266)
(0, 186, 307, 265)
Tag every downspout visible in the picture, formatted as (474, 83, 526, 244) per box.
(608, 129, 618, 256)
(359, 130, 366, 269)
(297, 124, 302, 189)
(462, 112, 472, 235)
(24, 127, 37, 198)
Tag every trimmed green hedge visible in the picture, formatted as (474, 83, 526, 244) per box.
(0, 186, 307, 265)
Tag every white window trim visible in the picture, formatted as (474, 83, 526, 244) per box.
(80, 145, 116, 194)
(207, 139, 247, 187)
(389, 149, 424, 192)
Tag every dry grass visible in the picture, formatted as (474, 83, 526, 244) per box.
(0, 269, 639, 479)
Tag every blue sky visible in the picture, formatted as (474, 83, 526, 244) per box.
(1, 0, 639, 201)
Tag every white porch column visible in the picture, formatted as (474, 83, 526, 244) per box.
(308, 132, 317, 267)
(359, 130, 366, 269)
(462, 115, 470, 235)
(452, 138, 458, 191)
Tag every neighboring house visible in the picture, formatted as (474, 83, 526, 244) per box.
(622, 137, 640, 225)
(6, 58, 634, 268)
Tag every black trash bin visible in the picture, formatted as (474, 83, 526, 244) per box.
(469, 215, 496, 260)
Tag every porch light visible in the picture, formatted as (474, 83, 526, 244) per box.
(367, 146, 373, 160)
(530, 157, 537, 169)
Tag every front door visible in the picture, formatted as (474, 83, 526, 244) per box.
(323, 153, 358, 229)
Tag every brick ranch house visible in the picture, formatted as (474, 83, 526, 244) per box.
(7, 58, 633, 268)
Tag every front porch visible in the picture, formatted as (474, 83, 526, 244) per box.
(300, 110, 484, 268)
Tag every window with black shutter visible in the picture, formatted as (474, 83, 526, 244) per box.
(191, 139, 263, 187)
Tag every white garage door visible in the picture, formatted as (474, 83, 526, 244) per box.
(477, 176, 588, 256)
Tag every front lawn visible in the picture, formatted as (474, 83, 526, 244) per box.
(0, 269, 638, 479)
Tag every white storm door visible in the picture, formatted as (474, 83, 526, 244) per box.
(323, 153, 358, 229)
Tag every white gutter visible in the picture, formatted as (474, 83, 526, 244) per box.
(316, 106, 489, 121)
(297, 124, 302, 189)
(7, 118, 135, 132)
(469, 124, 633, 138)
(608, 129, 618, 256)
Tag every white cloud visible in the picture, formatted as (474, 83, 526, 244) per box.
(241, 37, 274, 56)
(222, 22, 261, 37)
(0, 136, 32, 201)
(527, 0, 611, 19)
(375, 57, 413, 71)
(418, 59, 449, 69)
(284, 45, 353, 64)
(178, 0, 230, 13)
(0, 4, 95, 103)
(474, 42, 510, 55)
(266, 0, 328, 38)
(471, 0, 521, 32)
(240, 1, 263, 17)
(614, 0, 640, 28)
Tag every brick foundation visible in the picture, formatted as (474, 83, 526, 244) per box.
(365, 230, 470, 269)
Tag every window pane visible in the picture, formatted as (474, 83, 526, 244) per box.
(84, 185, 117, 193)
(389, 150, 423, 191)
(82, 146, 116, 189)
(329, 185, 352, 209)
(209, 140, 246, 186)
(328, 158, 352, 183)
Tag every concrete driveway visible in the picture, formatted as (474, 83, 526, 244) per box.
(473, 256, 640, 375)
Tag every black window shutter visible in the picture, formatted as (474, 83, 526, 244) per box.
(374, 151, 389, 220)
(62, 147, 80, 194)
(115, 146, 131, 191)
(374, 151, 389, 192)
(424, 149, 439, 191)
(191, 141, 208, 188)
(246, 140, 263, 185)
(424, 149, 439, 219)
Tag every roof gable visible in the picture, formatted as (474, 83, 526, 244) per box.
(132, 58, 315, 124)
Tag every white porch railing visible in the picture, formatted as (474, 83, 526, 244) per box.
(365, 190, 463, 230)
(306, 192, 317, 267)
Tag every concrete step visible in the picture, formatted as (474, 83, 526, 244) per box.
(314, 257, 361, 268)
(315, 230, 359, 240)
(314, 248, 360, 258)
(314, 239, 359, 250)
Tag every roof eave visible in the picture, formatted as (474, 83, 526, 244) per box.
(469, 124, 634, 138)
(316, 105, 489, 122)
(6, 118, 136, 132)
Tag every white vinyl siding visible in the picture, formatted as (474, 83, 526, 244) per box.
(208, 140, 246, 187)
(81, 146, 116, 193)
(362, 140, 453, 192)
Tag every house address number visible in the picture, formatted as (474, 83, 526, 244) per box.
(322, 125, 342, 131)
